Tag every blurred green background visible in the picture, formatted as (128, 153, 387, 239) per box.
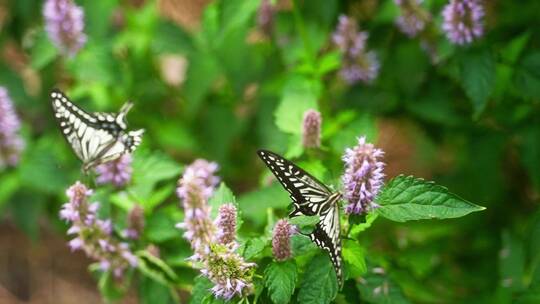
(0, 0, 540, 303)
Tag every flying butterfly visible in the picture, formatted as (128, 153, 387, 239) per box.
(51, 89, 144, 171)
(257, 149, 343, 286)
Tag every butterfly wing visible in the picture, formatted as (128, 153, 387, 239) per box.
(257, 149, 333, 217)
(51, 90, 121, 169)
(308, 195, 343, 286)
(257, 149, 343, 286)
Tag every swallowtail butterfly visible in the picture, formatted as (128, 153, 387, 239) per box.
(51, 89, 144, 171)
(257, 150, 343, 286)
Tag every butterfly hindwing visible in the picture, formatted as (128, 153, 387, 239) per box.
(257, 149, 343, 286)
(308, 195, 343, 286)
(50, 89, 143, 170)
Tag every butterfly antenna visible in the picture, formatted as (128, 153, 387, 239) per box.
(119, 101, 133, 115)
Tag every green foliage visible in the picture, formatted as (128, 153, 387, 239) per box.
(298, 254, 338, 304)
(264, 260, 298, 304)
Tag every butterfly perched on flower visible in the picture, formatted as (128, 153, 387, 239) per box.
(51, 89, 144, 171)
(257, 150, 343, 286)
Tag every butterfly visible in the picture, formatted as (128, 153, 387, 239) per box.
(257, 149, 343, 286)
(51, 89, 144, 171)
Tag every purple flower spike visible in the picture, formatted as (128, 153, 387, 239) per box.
(60, 182, 137, 278)
(43, 0, 87, 56)
(272, 219, 297, 261)
(176, 159, 220, 255)
(394, 0, 431, 37)
(332, 15, 380, 85)
(442, 0, 484, 45)
(342, 136, 385, 215)
(215, 204, 237, 245)
(95, 154, 133, 188)
(0, 87, 24, 169)
(302, 109, 322, 149)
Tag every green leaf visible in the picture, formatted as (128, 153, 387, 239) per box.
(208, 182, 236, 217)
(136, 250, 179, 286)
(275, 76, 320, 134)
(520, 125, 540, 191)
(264, 260, 298, 304)
(240, 237, 268, 260)
(238, 184, 290, 226)
(30, 30, 58, 69)
(376, 175, 485, 222)
(191, 276, 214, 304)
(131, 151, 182, 209)
(138, 275, 176, 304)
(342, 240, 367, 278)
(329, 114, 377, 154)
(145, 208, 181, 243)
(514, 51, 540, 99)
(289, 215, 319, 229)
(459, 49, 495, 118)
(291, 234, 317, 256)
(297, 254, 338, 304)
(349, 213, 379, 238)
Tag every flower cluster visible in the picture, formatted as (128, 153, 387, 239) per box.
(176, 160, 255, 300)
(302, 109, 322, 149)
(215, 204, 237, 246)
(394, 0, 431, 37)
(332, 15, 379, 85)
(201, 244, 256, 300)
(176, 159, 220, 254)
(342, 136, 385, 215)
(0, 87, 23, 169)
(43, 0, 87, 56)
(60, 182, 137, 278)
(442, 0, 484, 45)
(95, 154, 133, 188)
(272, 219, 297, 261)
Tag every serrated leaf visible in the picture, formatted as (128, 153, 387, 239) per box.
(298, 254, 338, 304)
(275, 77, 320, 134)
(349, 213, 379, 238)
(459, 49, 495, 118)
(264, 260, 298, 304)
(209, 182, 236, 216)
(291, 234, 317, 256)
(375, 175, 485, 222)
(191, 276, 214, 304)
(30, 30, 58, 69)
(240, 237, 267, 259)
(343, 240, 367, 277)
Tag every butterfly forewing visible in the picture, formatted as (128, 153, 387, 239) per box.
(257, 149, 343, 286)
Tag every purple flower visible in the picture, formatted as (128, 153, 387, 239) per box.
(95, 154, 133, 187)
(394, 0, 431, 37)
(202, 244, 256, 300)
(124, 204, 144, 240)
(0, 87, 24, 169)
(257, 0, 274, 36)
(60, 181, 137, 277)
(332, 15, 380, 84)
(272, 219, 297, 261)
(43, 0, 87, 56)
(442, 0, 484, 45)
(302, 109, 322, 149)
(176, 159, 220, 255)
(215, 204, 237, 245)
(342, 136, 385, 215)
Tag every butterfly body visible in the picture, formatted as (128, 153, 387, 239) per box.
(257, 149, 343, 286)
(51, 89, 143, 171)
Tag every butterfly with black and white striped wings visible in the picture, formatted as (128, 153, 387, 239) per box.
(51, 89, 144, 171)
(257, 149, 343, 286)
